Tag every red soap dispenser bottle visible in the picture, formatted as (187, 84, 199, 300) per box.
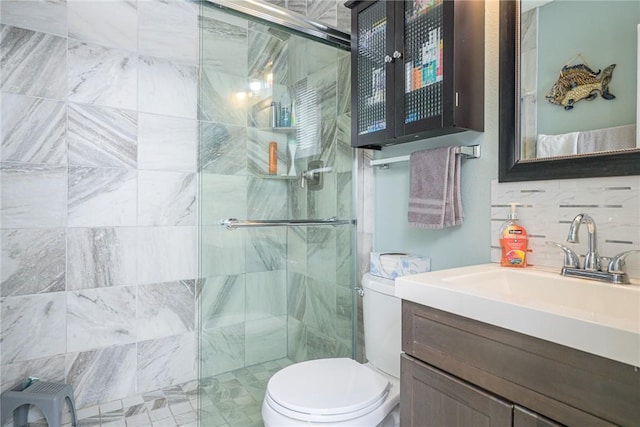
(500, 203, 528, 267)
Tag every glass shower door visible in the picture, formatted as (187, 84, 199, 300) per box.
(197, 3, 354, 426)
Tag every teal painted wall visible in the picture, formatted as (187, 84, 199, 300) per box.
(373, 133, 498, 271)
(373, 2, 500, 272)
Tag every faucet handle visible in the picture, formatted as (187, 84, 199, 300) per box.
(598, 256, 611, 272)
(546, 241, 580, 268)
(607, 250, 640, 273)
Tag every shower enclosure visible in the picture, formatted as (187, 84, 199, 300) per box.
(197, 2, 355, 425)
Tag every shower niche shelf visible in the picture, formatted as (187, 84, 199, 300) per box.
(256, 174, 298, 180)
(261, 127, 297, 134)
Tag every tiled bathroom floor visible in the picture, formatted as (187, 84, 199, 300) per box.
(18, 358, 292, 427)
(20, 381, 199, 427)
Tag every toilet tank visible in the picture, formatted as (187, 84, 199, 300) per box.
(362, 273, 401, 378)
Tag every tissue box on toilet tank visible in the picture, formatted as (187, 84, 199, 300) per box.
(370, 252, 431, 279)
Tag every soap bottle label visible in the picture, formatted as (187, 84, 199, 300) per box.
(500, 225, 527, 267)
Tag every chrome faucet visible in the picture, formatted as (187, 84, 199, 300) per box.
(546, 213, 639, 284)
(566, 213, 599, 270)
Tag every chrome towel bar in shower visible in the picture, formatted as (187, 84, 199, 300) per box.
(220, 217, 355, 230)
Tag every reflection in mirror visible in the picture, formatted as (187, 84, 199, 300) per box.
(498, 0, 640, 182)
(520, 0, 639, 160)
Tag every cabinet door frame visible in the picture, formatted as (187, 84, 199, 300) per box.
(350, 0, 396, 148)
(393, 0, 455, 139)
(401, 353, 513, 427)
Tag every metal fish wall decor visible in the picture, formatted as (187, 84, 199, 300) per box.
(545, 63, 616, 110)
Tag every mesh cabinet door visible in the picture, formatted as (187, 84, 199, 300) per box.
(403, 0, 443, 123)
(396, 0, 452, 135)
(352, 0, 395, 146)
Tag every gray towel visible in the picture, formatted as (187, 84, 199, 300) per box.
(577, 124, 636, 154)
(408, 146, 463, 229)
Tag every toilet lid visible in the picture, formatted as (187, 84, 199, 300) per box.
(266, 358, 390, 421)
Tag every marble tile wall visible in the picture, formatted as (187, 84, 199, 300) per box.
(491, 176, 640, 279)
(0, 0, 199, 410)
(284, 46, 354, 363)
(1, 0, 353, 413)
(264, 0, 351, 33)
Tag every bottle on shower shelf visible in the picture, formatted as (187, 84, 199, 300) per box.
(280, 91, 291, 127)
(270, 101, 279, 128)
(269, 141, 278, 175)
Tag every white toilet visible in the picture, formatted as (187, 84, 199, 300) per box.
(261, 273, 401, 427)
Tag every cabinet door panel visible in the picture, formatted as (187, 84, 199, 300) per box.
(351, 0, 395, 147)
(401, 354, 512, 427)
(395, 0, 452, 136)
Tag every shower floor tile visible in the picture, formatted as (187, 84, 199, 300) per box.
(200, 357, 294, 427)
(14, 358, 292, 427)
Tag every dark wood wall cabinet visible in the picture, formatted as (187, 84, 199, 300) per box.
(401, 301, 640, 427)
(345, 0, 484, 149)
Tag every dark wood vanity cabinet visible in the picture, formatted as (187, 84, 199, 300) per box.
(401, 354, 512, 426)
(401, 301, 640, 427)
(345, 0, 484, 149)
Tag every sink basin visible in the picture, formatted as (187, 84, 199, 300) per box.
(395, 263, 640, 367)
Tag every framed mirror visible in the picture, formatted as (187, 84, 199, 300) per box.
(499, 0, 640, 182)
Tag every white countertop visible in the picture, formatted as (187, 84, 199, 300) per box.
(395, 263, 640, 367)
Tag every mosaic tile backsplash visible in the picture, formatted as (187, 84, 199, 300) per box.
(491, 176, 640, 280)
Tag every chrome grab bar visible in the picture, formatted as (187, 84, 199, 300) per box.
(220, 217, 355, 230)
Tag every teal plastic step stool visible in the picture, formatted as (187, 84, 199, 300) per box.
(0, 378, 78, 427)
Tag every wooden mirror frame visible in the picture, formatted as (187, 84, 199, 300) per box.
(498, 0, 640, 182)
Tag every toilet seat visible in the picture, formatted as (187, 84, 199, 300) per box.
(265, 358, 390, 423)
